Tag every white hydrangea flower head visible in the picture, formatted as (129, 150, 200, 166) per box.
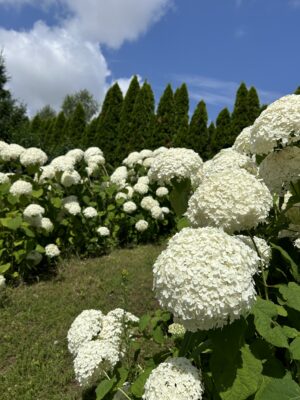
(124, 185, 134, 199)
(123, 151, 143, 167)
(115, 192, 127, 201)
(45, 244, 60, 258)
(123, 201, 137, 214)
(168, 323, 186, 338)
(51, 155, 75, 172)
(156, 186, 169, 197)
(110, 166, 128, 189)
(66, 149, 84, 163)
(67, 309, 104, 356)
(153, 146, 168, 156)
(84, 147, 103, 163)
(236, 235, 271, 269)
(0, 275, 6, 290)
(151, 205, 164, 220)
(83, 207, 98, 219)
(20, 147, 48, 167)
(74, 339, 119, 386)
(259, 146, 300, 195)
(282, 191, 293, 211)
(148, 148, 203, 188)
(0, 143, 25, 161)
(143, 157, 155, 168)
(0, 140, 9, 154)
(61, 170, 81, 187)
(86, 162, 100, 177)
(23, 204, 45, 218)
(133, 182, 149, 195)
(97, 226, 110, 236)
(233, 126, 253, 155)
(143, 357, 203, 400)
(186, 168, 273, 233)
(135, 219, 149, 232)
(0, 172, 10, 184)
(39, 165, 56, 182)
(141, 196, 159, 211)
(87, 154, 105, 166)
(40, 217, 54, 232)
(9, 180, 33, 196)
(140, 149, 153, 159)
(162, 206, 170, 214)
(294, 238, 300, 249)
(203, 148, 258, 177)
(26, 250, 43, 266)
(153, 227, 260, 331)
(62, 196, 81, 215)
(137, 176, 150, 185)
(250, 94, 300, 155)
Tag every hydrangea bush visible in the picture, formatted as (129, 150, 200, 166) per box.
(67, 94, 300, 399)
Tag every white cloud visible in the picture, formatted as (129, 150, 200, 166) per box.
(0, 0, 172, 113)
(110, 75, 143, 96)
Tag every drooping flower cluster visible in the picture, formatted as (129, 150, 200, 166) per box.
(148, 147, 203, 188)
(153, 227, 261, 331)
(143, 357, 203, 400)
(186, 168, 272, 233)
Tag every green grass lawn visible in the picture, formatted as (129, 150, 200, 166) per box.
(0, 244, 164, 400)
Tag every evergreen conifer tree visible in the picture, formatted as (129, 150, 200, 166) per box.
(130, 82, 155, 151)
(211, 108, 232, 153)
(188, 100, 209, 159)
(172, 83, 189, 147)
(117, 76, 140, 161)
(231, 82, 249, 140)
(206, 122, 216, 159)
(67, 103, 86, 149)
(294, 87, 300, 95)
(154, 84, 175, 147)
(51, 111, 66, 156)
(82, 118, 98, 149)
(247, 86, 260, 124)
(96, 83, 123, 164)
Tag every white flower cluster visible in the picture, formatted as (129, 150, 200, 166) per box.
(259, 146, 300, 195)
(133, 182, 149, 195)
(140, 196, 159, 211)
(97, 226, 110, 236)
(236, 235, 271, 269)
(135, 219, 149, 232)
(0, 143, 25, 161)
(232, 126, 252, 155)
(294, 238, 300, 249)
(168, 323, 186, 338)
(186, 168, 273, 233)
(110, 166, 128, 189)
(66, 149, 85, 163)
(45, 243, 60, 258)
(51, 155, 76, 173)
(20, 147, 48, 167)
(40, 217, 54, 232)
(250, 94, 300, 155)
(123, 201, 137, 214)
(153, 227, 260, 331)
(83, 207, 98, 219)
(23, 204, 45, 218)
(68, 308, 139, 386)
(39, 165, 56, 182)
(61, 170, 81, 187)
(0, 172, 10, 184)
(148, 148, 203, 188)
(9, 180, 33, 196)
(84, 147, 105, 176)
(123, 149, 155, 168)
(143, 357, 203, 400)
(156, 186, 169, 197)
(62, 196, 81, 215)
(0, 274, 6, 291)
(203, 148, 258, 177)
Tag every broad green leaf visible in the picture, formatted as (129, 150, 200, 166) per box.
(139, 314, 151, 331)
(169, 178, 191, 218)
(130, 367, 154, 397)
(290, 336, 300, 360)
(271, 243, 300, 282)
(282, 326, 299, 339)
(0, 263, 11, 273)
(279, 283, 300, 312)
(252, 298, 289, 348)
(7, 194, 18, 205)
(32, 188, 43, 198)
(116, 367, 128, 388)
(276, 305, 288, 317)
(152, 326, 165, 344)
(51, 197, 62, 208)
(35, 244, 45, 254)
(176, 216, 190, 231)
(96, 377, 117, 399)
(255, 373, 300, 400)
(0, 216, 22, 230)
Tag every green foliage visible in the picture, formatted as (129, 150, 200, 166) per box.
(247, 86, 261, 123)
(153, 84, 175, 147)
(173, 83, 189, 147)
(61, 89, 99, 121)
(188, 100, 209, 159)
(211, 107, 231, 154)
(231, 82, 250, 140)
(67, 102, 86, 148)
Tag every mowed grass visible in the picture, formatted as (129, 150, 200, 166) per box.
(0, 244, 164, 400)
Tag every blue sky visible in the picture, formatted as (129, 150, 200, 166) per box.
(0, 0, 299, 120)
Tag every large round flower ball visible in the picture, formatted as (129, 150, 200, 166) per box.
(250, 94, 300, 155)
(20, 147, 48, 167)
(232, 126, 252, 155)
(259, 146, 300, 195)
(186, 168, 273, 233)
(148, 148, 203, 188)
(153, 227, 260, 331)
(143, 357, 203, 400)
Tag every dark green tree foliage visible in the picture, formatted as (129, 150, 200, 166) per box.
(0, 54, 27, 142)
(231, 82, 249, 141)
(36, 105, 56, 120)
(130, 82, 155, 151)
(96, 83, 123, 164)
(294, 87, 300, 95)
(173, 83, 189, 147)
(49, 111, 66, 156)
(61, 89, 99, 121)
(117, 76, 140, 162)
(188, 100, 209, 159)
(154, 84, 175, 147)
(67, 103, 86, 148)
(82, 117, 98, 149)
(213, 108, 232, 152)
(206, 121, 216, 159)
(247, 86, 260, 124)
